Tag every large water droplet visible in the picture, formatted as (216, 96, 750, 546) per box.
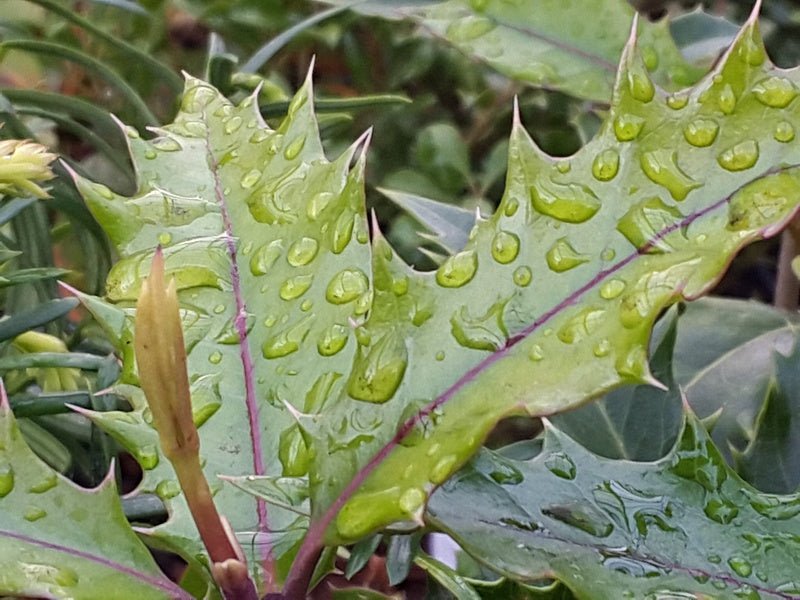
(279, 425, 309, 477)
(546, 238, 589, 272)
(617, 197, 684, 252)
(545, 452, 577, 479)
(286, 237, 319, 267)
(738, 32, 766, 66)
(333, 212, 355, 254)
(753, 76, 798, 108)
(513, 266, 532, 287)
(640, 150, 700, 201)
(280, 274, 314, 301)
(592, 149, 620, 182)
(717, 83, 736, 114)
(774, 121, 795, 143)
(436, 250, 478, 287)
(718, 140, 759, 171)
(317, 323, 349, 356)
(347, 332, 408, 403)
(326, 269, 369, 304)
(530, 179, 601, 223)
(627, 68, 655, 103)
(491, 230, 520, 264)
(613, 114, 645, 141)
(250, 240, 283, 276)
(683, 118, 719, 147)
(0, 464, 13, 497)
(450, 299, 509, 351)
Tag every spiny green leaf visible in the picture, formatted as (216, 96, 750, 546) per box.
(0, 391, 191, 599)
(427, 411, 800, 599)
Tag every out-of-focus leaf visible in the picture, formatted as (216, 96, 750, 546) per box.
(0, 298, 78, 342)
(670, 9, 740, 67)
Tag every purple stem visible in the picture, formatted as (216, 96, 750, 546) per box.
(282, 164, 800, 597)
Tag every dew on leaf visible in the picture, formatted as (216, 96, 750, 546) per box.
(546, 238, 589, 272)
(738, 33, 766, 66)
(592, 148, 620, 181)
(240, 168, 261, 189)
(435, 351, 445, 361)
(208, 350, 222, 365)
(436, 250, 478, 287)
(431, 454, 459, 484)
(151, 136, 181, 152)
(156, 479, 182, 500)
(262, 318, 311, 359)
(450, 299, 509, 351)
(728, 556, 753, 578)
(617, 196, 684, 252)
(602, 556, 665, 577)
(181, 84, 216, 112)
(136, 444, 160, 469)
(144, 149, 157, 160)
(542, 502, 614, 537)
(284, 135, 307, 160)
(753, 76, 798, 108)
(287, 92, 307, 117)
(557, 308, 606, 344)
(213, 304, 225, 314)
(391, 276, 409, 296)
(513, 265, 532, 287)
(287, 237, 319, 267)
(503, 197, 519, 216)
(529, 179, 601, 223)
(250, 240, 283, 276)
(333, 212, 355, 254)
(704, 497, 739, 524)
(326, 269, 369, 304)
(774, 121, 795, 143)
(183, 120, 207, 137)
(615, 344, 649, 381)
(640, 150, 700, 201)
(747, 494, 800, 520)
(279, 274, 314, 301)
(529, 344, 544, 361)
(0, 464, 13, 497)
(718, 83, 737, 114)
(544, 452, 577, 479)
(249, 129, 270, 144)
(157, 232, 172, 246)
(28, 473, 57, 494)
(446, 15, 495, 41)
(718, 140, 759, 171)
(556, 160, 571, 174)
(491, 230, 520, 264)
(398, 487, 425, 515)
(601, 247, 616, 261)
(613, 114, 645, 141)
(627, 69, 655, 103)
(593, 339, 612, 357)
(223, 115, 243, 134)
(600, 278, 626, 299)
(666, 92, 689, 110)
(347, 332, 407, 403)
(683, 118, 719, 147)
(24, 507, 47, 522)
(279, 425, 309, 477)
(317, 323, 349, 357)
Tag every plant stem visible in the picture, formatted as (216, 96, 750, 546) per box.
(774, 216, 800, 310)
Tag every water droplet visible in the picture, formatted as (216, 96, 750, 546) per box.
(157, 232, 172, 246)
(640, 45, 659, 71)
(398, 488, 425, 515)
(284, 135, 306, 160)
(617, 196, 684, 252)
(333, 212, 355, 254)
(156, 479, 182, 500)
(318, 323, 349, 356)
(28, 473, 57, 494)
(435, 351, 445, 361)
(249, 129, 270, 144)
(284, 237, 319, 267)
(529, 344, 544, 361)
(24, 507, 47, 522)
(279, 425, 309, 477)
(627, 67, 655, 103)
(280, 274, 314, 300)
(431, 454, 459, 484)
(436, 250, 478, 287)
(753, 76, 797, 108)
(592, 149, 620, 182)
(593, 339, 612, 357)
(0, 464, 13, 497)
(718, 140, 759, 171)
(640, 150, 700, 201)
(557, 308, 606, 344)
(545, 452, 576, 479)
(125, 126, 140, 139)
(513, 265, 532, 287)
(450, 299, 509, 351)
(613, 114, 645, 141)
(241, 168, 261, 189)
(775, 121, 795, 143)
(93, 182, 114, 200)
(530, 179, 601, 223)
(728, 556, 753, 578)
(491, 230, 520, 264)
(718, 83, 736, 114)
(326, 269, 369, 304)
(144, 149, 157, 160)
(262, 318, 312, 359)
(391, 276, 409, 297)
(683, 118, 719, 147)
(600, 279, 626, 299)
(181, 84, 217, 112)
(223, 115, 242, 134)
(287, 93, 308, 117)
(136, 444, 160, 470)
(347, 332, 407, 403)
(446, 15, 495, 41)
(707, 554, 722, 564)
(213, 304, 226, 314)
(546, 238, 589, 272)
(542, 502, 614, 537)
(738, 32, 766, 66)
(208, 350, 223, 364)
(250, 240, 283, 276)
(336, 488, 403, 539)
(601, 247, 616, 261)
(615, 344, 649, 381)
(666, 92, 688, 109)
(556, 160, 571, 174)
(503, 197, 519, 216)
(704, 497, 739, 524)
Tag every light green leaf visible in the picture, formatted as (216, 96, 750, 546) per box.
(427, 411, 800, 598)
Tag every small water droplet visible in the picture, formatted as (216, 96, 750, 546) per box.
(728, 556, 753, 578)
(284, 135, 306, 160)
(280, 274, 314, 301)
(529, 344, 544, 361)
(707, 554, 721, 564)
(546, 238, 589, 272)
(24, 507, 47, 522)
(613, 114, 645, 141)
(593, 339, 612, 357)
(224, 115, 243, 134)
(545, 452, 576, 479)
(718, 140, 759, 171)
(640, 150, 700, 201)
(398, 487, 425, 514)
(157, 232, 172, 246)
(753, 76, 798, 108)
(28, 473, 57, 494)
(435, 351, 445, 361)
(592, 148, 620, 182)
(0, 464, 13, 497)
(491, 230, 520, 264)
(326, 269, 369, 304)
(279, 425, 309, 477)
(286, 237, 319, 267)
(738, 32, 766, 66)
(615, 344, 649, 381)
(774, 121, 795, 143)
(666, 92, 688, 109)
(556, 160, 571, 174)
(318, 323, 349, 356)
(213, 304, 226, 314)
(333, 212, 355, 254)
(530, 179, 601, 223)
(640, 44, 659, 71)
(436, 250, 478, 287)
(450, 299, 509, 351)
(683, 118, 719, 147)
(151, 137, 181, 152)
(601, 247, 616, 261)
(503, 197, 519, 216)
(208, 350, 223, 364)
(628, 67, 655, 103)
(600, 278, 626, 299)
(156, 479, 182, 500)
(240, 168, 261, 189)
(513, 265, 532, 287)
(93, 183, 114, 200)
(446, 15, 495, 41)
(144, 149, 157, 160)
(391, 276, 409, 297)
(125, 126, 140, 139)
(287, 93, 308, 118)
(250, 240, 283, 276)
(718, 83, 736, 114)
(249, 129, 270, 144)
(431, 454, 459, 484)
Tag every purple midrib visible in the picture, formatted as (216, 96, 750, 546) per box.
(0, 528, 191, 598)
